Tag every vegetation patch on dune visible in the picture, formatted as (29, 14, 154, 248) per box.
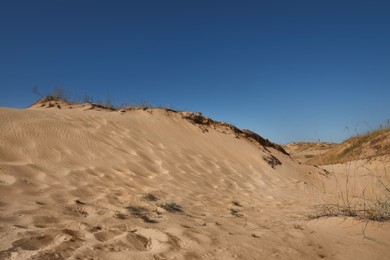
(310, 165, 390, 222)
(310, 196, 390, 222)
(182, 112, 289, 156)
(305, 128, 390, 165)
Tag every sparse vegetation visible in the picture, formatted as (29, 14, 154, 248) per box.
(83, 93, 94, 103)
(49, 85, 68, 100)
(126, 205, 157, 223)
(126, 206, 157, 223)
(159, 201, 183, 213)
(75, 199, 86, 205)
(126, 205, 148, 218)
(309, 196, 390, 221)
(232, 200, 242, 207)
(263, 155, 282, 168)
(45, 93, 169, 111)
(32, 86, 43, 98)
(309, 126, 390, 165)
(31, 86, 167, 111)
(371, 196, 390, 221)
(114, 211, 128, 219)
(182, 112, 288, 155)
(143, 193, 159, 202)
(310, 164, 390, 222)
(230, 208, 243, 217)
(99, 94, 116, 109)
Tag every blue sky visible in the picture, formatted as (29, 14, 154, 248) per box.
(1, 0, 389, 144)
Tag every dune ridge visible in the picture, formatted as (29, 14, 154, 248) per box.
(29, 96, 288, 156)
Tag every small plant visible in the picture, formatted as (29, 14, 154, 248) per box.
(102, 94, 115, 109)
(159, 201, 183, 213)
(83, 93, 94, 103)
(49, 85, 67, 100)
(143, 193, 159, 202)
(114, 211, 128, 219)
(263, 155, 282, 168)
(126, 205, 148, 218)
(230, 208, 243, 217)
(309, 197, 390, 221)
(232, 200, 242, 207)
(293, 223, 305, 230)
(32, 86, 43, 98)
(366, 196, 390, 221)
(75, 199, 86, 205)
(310, 164, 390, 222)
(126, 205, 157, 223)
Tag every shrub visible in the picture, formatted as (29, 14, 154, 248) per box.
(230, 208, 243, 217)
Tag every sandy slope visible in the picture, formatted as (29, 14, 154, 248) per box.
(0, 104, 389, 260)
(284, 142, 337, 164)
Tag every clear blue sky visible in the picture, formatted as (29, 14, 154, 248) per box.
(1, 0, 389, 144)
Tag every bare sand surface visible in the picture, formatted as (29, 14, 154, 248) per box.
(0, 103, 389, 259)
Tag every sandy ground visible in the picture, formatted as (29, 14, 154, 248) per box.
(0, 105, 389, 260)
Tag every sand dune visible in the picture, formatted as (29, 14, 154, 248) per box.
(0, 100, 389, 259)
(284, 142, 337, 164)
(285, 128, 390, 165)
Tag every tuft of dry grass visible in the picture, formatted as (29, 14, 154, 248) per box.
(309, 196, 390, 221)
(159, 201, 183, 213)
(126, 205, 158, 223)
(230, 208, 244, 217)
(310, 162, 390, 222)
(114, 211, 128, 219)
(231, 200, 242, 207)
(143, 193, 159, 202)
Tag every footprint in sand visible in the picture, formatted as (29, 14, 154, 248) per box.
(94, 230, 122, 242)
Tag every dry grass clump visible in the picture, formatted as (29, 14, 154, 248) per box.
(126, 205, 158, 223)
(368, 196, 390, 221)
(114, 211, 128, 219)
(126, 205, 148, 218)
(143, 193, 159, 202)
(310, 163, 390, 222)
(309, 196, 390, 221)
(231, 200, 242, 207)
(263, 155, 282, 168)
(230, 208, 244, 217)
(159, 201, 183, 213)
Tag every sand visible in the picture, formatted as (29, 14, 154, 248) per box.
(0, 103, 389, 259)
